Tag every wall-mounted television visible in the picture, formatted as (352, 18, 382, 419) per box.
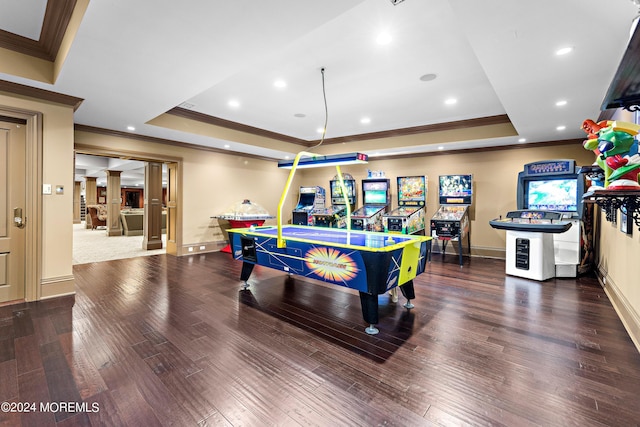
(439, 174, 472, 204)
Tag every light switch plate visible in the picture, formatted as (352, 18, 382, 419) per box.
(43, 184, 52, 195)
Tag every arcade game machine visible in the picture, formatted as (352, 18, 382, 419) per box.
(212, 199, 274, 253)
(350, 175, 390, 232)
(430, 174, 472, 266)
(383, 176, 427, 234)
(490, 159, 585, 280)
(313, 173, 357, 228)
(292, 186, 325, 226)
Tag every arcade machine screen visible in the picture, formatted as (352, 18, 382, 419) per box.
(398, 176, 426, 204)
(525, 178, 578, 213)
(364, 190, 388, 205)
(314, 177, 356, 228)
(331, 180, 355, 200)
(297, 191, 316, 207)
(439, 174, 472, 204)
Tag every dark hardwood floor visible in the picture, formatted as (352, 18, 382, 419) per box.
(1, 252, 640, 426)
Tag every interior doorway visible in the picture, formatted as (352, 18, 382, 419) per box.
(73, 149, 181, 264)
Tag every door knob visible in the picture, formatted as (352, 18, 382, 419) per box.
(13, 207, 25, 228)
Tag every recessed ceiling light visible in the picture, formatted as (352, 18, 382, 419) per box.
(376, 32, 392, 45)
(316, 128, 325, 134)
(127, 126, 135, 131)
(274, 79, 287, 88)
(556, 125, 566, 131)
(437, 146, 444, 150)
(555, 100, 567, 107)
(360, 117, 371, 124)
(228, 99, 240, 108)
(518, 138, 527, 143)
(294, 113, 306, 118)
(444, 98, 457, 105)
(224, 144, 230, 148)
(284, 156, 290, 160)
(419, 73, 437, 82)
(555, 46, 573, 56)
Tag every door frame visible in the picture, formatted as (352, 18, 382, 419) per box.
(74, 144, 182, 256)
(1, 106, 43, 302)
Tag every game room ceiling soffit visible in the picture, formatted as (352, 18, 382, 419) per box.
(151, 108, 519, 156)
(0, 0, 88, 84)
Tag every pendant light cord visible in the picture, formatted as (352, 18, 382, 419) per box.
(309, 67, 328, 151)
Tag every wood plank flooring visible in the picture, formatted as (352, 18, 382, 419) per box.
(1, 252, 640, 426)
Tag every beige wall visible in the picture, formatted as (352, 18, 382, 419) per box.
(74, 131, 293, 252)
(0, 92, 75, 299)
(298, 143, 595, 256)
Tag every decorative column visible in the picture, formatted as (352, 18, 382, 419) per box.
(84, 177, 97, 229)
(73, 181, 82, 224)
(106, 170, 122, 236)
(143, 162, 163, 250)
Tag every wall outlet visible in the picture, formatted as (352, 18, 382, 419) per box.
(199, 246, 206, 250)
(188, 247, 194, 252)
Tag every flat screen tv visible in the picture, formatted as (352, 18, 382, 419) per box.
(525, 178, 578, 212)
(439, 174, 472, 204)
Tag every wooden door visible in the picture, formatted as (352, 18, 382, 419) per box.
(0, 120, 26, 303)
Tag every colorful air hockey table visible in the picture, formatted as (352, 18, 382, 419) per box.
(227, 224, 431, 334)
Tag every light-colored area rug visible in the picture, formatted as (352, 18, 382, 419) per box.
(73, 223, 166, 265)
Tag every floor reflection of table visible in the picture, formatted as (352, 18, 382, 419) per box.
(227, 224, 431, 334)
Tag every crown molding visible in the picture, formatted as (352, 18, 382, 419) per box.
(0, 79, 83, 110)
(0, 0, 76, 61)
(167, 107, 513, 147)
(74, 124, 279, 162)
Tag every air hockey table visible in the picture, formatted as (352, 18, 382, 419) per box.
(227, 224, 431, 334)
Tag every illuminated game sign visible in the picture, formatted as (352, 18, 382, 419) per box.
(525, 160, 573, 175)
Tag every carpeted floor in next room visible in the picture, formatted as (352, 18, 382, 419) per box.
(73, 222, 166, 265)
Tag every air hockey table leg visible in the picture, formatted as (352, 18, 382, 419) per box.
(400, 281, 415, 309)
(240, 262, 254, 290)
(359, 292, 379, 335)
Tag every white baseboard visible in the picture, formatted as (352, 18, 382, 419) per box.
(595, 265, 640, 354)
